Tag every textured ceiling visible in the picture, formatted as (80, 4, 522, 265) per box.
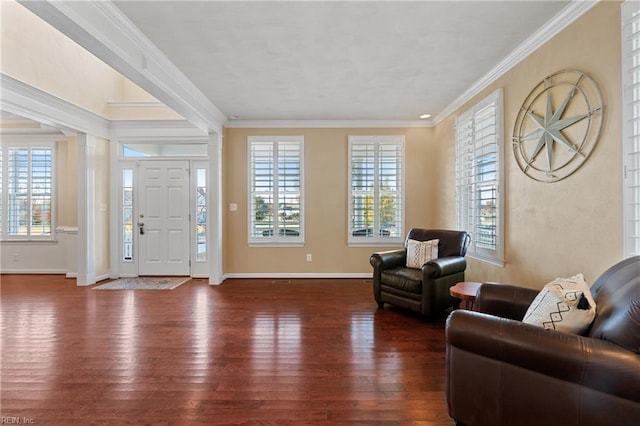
(112, 1, 569, 122)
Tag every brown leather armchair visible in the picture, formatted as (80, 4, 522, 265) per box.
(370, 228, 470, 319)
(446, 256, 640, 426)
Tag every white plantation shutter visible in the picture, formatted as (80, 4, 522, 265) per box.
(623, 0, 640, 258)
(0, 149, 2, 237)
(351, 142, 375, 235)
(1, 143, 54, 239)
(349, 135, 404, 245)
(248, 136, 303, 245)
(455, 89, 503, 264)
(7, 147, 28, 236)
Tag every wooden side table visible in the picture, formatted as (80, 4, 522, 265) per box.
(450, 281, 482, 310)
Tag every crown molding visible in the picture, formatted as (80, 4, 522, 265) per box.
(0, 126, 66, 138)
(0, 73, 110, 138)
(0, 134, 68, 143)
(433, 0, 599, 125)
(18, 0, 226, 134)
(225, 119, 433, 129)
(110, 119, 208, 140)
(110, 119, 205, 129)
(107, 101, 166, 108)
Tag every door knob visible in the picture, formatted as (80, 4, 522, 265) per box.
(138, 222, 145, 235)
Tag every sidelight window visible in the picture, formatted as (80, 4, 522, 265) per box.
(122, 169, 134, 261)
(195, 168, 207, 261)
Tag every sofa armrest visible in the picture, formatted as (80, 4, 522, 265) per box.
(370, 249, 406, 270)
(423, 256, 466, 278)
(474, 283, 538, 320)
(446, 310, 640, 402)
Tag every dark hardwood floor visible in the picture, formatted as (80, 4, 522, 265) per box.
(0, 275, 455, 425)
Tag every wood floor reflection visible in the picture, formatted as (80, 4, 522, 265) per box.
(0, 275, 454, 425)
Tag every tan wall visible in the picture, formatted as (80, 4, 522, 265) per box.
(223, 127, 436, 274)
(52, 137, 109, 276)
(433, 1, 623, 289)
(223, 2, 624, 285)
(56, 138, 78, 227)
(0, 0, 121, 118)
(108, 79, 184, 120)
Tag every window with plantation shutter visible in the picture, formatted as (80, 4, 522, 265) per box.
(348, 135, 404, 246)
(623, 0, 640, 258)
(455, 89, 504, 265)
(0, 149, 2, 237)
(248, 136, 303, 246)
(0, 142, 55, 239)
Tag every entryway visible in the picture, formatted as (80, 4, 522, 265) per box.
(114, 140, 214, 280)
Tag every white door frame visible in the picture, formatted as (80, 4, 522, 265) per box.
(109, 130, 223, 284)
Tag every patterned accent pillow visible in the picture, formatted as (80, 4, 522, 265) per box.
(406, 239, 439, 269)
(522, 274, 596, 334)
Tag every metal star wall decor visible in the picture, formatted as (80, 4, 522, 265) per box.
(512, 70, 604, 183)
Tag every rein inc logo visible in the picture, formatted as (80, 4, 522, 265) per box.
(1, 417, 35, 424)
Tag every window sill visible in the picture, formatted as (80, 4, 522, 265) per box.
(248, 241, 305, 248)
(0, 238, 58, 244)
(348, 239, 404, 248)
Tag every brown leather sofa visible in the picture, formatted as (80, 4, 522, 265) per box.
(446, 256, 640, 426)
(370, 228, 470, 318)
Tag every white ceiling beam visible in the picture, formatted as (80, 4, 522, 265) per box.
(18, 0, 226, 134)
(1, 73, 110, 138)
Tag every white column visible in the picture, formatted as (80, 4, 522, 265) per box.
(109, 140, 120, 279)
(208, 131, 223, 285)
(77, 133, 96, 286)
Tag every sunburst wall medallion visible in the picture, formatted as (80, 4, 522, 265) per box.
(512, 69, 604, 183)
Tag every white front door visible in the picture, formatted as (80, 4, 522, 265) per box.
(138, 160, 190, 276)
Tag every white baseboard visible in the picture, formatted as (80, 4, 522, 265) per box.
(222, 272, 372, 281)
(65, 272, 109, 281)
(96, 273, 110, 282)
(1, 269, 68, 275)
